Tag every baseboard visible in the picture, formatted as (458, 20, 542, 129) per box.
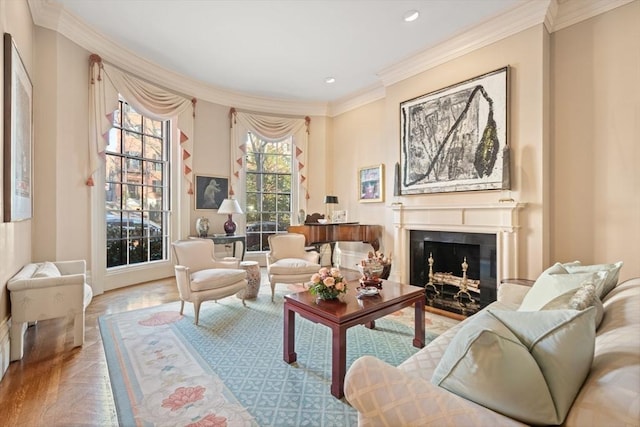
(0, 317, 11, 380)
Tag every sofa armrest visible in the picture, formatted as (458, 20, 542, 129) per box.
(497, 279, 534, 306)
(7, 273, 85, 292)
(54, 260, 86, 276)
(344, 355, 525, 426)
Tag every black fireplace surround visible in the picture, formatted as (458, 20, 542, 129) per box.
(410, 230, 497, 316)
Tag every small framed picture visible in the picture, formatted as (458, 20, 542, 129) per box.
(358, 164, 384, 203)
(195, 175, 228, 210)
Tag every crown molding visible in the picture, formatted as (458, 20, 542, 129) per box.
(28, 0, 329, 117)
(327, 83, 386, 117)
(551, 0, 635, 32)
(377, 1, 551, 89)
(29, 0, 634, 118)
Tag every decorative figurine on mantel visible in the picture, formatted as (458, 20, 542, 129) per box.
(195, 217, 210, 238)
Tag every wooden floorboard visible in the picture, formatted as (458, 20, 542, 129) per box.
(0, 277, 179, 427)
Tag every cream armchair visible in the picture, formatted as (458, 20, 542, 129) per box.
(8, 260, 93, 361)
(172, 239, 248, 325)
(266, 233, 321, 301)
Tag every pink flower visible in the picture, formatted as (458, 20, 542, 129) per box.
(310, 273, 321, 283)
(161, 385, 206, 411)
(186, 413, 228, 427)
(318, 267, 329, 276)
(323, 276, 335, 287)
(330, 268, 341, 277)
(335, 282, 345, 291)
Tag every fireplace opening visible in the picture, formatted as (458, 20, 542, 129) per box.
(410, 231, 497, 318)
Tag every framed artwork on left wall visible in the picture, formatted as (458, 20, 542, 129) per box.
(3, 33, 33, 222)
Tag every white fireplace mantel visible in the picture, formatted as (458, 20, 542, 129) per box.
(390, 202, 525, 285)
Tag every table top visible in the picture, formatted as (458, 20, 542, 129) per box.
(284, 280, 424, 324)
(191, 234, 245, 241)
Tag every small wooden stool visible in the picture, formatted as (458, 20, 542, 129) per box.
(237, 261, 261, 299)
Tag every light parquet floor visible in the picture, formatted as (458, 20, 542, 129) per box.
(0, 277, 179, 427)
(0, 269, 458, 426)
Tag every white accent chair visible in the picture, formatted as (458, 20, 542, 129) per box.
(172, 239, 248, 325)
(266, 233, 321, 302)
(8, 260, 93, 361)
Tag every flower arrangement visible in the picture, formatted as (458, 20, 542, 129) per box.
(308, 267, 347, 300)
(358, 251, 393, 284)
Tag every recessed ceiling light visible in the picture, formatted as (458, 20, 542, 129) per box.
(325, 77, 336, 84)
(403, 10, 419, 22)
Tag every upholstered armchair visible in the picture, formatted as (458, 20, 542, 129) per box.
(172, 239, 248, 325)
(7, 260, 93, 361)
(266, 233, 321, 301)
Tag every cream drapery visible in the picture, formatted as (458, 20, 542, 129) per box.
(229, 109, 310, 215)
(88, 55, 196, 193)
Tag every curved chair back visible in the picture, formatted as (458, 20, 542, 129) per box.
(172, 239, 216, 273)
(268, 233, 308, 261)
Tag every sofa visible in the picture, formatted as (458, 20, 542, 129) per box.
(344, 263, 639, 426)
(8, 260, 93, 361)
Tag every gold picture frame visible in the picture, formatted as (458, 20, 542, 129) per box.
(358, 164, 384, 203)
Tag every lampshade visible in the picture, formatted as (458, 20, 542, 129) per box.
(218, 199, 243, 214)
(324, 195, 339, 204)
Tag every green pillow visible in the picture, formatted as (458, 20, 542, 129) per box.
(431, 308, 596, 425)
(518, 262, 605, 311)
(564, 261, 623, 298)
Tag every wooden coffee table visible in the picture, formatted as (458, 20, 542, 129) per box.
(283, 280, 425, 398)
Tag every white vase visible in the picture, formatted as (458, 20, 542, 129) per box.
(195, 217, 210, 237)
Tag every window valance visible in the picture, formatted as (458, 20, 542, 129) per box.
(229, 108, 310, 211)
(88, 54, 197, 193)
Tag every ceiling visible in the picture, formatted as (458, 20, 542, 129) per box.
(52, 0, 527, 103)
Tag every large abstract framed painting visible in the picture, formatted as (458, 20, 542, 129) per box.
(3, 33, 33, 222)
(400, 67, 510, 195)
(195, 175, 228, 210)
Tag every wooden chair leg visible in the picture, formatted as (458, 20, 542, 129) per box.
(194, 301, 201, 325)
(179, 300, 185, 315)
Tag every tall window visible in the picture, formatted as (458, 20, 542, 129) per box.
(245, 132, 292, 252)
(105, 100, 170, 267)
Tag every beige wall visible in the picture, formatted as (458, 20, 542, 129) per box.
(551, 1, 639, 281)
(332, 26, 549, 278)
(0, 0, 34, 327)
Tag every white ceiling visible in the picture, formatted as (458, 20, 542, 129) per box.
(53, 0, 528, 103)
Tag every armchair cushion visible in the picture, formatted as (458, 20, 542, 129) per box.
(268, 258, 320, 275)
(190, 268, 247, 291)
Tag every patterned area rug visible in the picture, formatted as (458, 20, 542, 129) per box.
(99, 286, 439, 427)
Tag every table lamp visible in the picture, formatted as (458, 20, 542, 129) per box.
(324, 195, 338, 223)
(218, 198, 243, 235)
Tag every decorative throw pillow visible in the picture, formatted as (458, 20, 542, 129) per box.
(33, 261, 62, 278)
(518, 263, 605, 311)
(542, 282, 604, 329)
(431, 308, 596, 426)
(564, 261, 623, 298)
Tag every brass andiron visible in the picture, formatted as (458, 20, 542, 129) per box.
(424, 252, 439, 303)
(453, 257, 473, 312)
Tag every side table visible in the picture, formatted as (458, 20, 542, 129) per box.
(237, 261, 261, 299)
